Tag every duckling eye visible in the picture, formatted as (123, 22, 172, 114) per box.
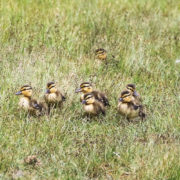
(22, 88, 31, 91)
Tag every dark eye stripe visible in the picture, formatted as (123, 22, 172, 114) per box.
(85, 96, 92, 100)
(127, 87, 133, 90)
(122, 95, 130, 98)
(81, 85, 90, 88)
(21, 87, 32, 91)
(49, 85, 55, 89)
(98, 51, 104, 53)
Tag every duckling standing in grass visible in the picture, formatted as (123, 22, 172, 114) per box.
(15, 85, 47, 116)
(75, 82, 110, 106)
(95, 48, 107, 61)
(118, 90, 145, 121)
(82, 93, 105, 116)
(44, 82, 66, 114)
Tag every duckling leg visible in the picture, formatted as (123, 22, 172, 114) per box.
(139, 106, 146, 121)
(47, 105, 51, 115)
(82, 113, 92, 121)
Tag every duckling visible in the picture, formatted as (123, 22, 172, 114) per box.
(95, 48, 107, 61)
(44, 82, 66, 114)
(82, 93, 105, 116)
(75, 82, 109, 106)
(15, 85, 47, 116)
(118, 90, 145, 121)
(126, 83, 141, 103)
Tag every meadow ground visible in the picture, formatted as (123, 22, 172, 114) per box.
(0, 0, 180, 179)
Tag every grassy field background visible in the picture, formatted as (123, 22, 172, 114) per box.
(0, 0, 180, 179)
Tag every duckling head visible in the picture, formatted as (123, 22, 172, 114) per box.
(15, 85, 32, 97)
(82, 93, 95, 105)
(75, 82, 93, 94)
(46, 82, 57, 94)
(95, 48, 107, 55)
(126, 83, 138, 96)
(119, 90, 133, 103)
(95, 48, 107, 60)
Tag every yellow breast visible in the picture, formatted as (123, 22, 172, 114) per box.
(19, 97, 30, 110)
(118, 102, 139, 119)
(80, 94, 84, 102)
(46, 93, 57, 103)
(118, 103, 130, 115)
(98, 54, 107, 60)
(84, 104, 95, 114)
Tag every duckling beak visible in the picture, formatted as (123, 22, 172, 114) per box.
(82, 100, 86, 104)
(119, 98, 123, 102)
(15, 91, 22, 95)
(75, 88, 82, 93)
(46, 89, 50, 94)
(133, 91, 138, 97)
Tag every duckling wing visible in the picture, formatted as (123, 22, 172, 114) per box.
(56, 91, 66, 102)
(133, 104, 140, 110)
(101, 95, 110, 106)
(100, 106, 106, 115)
(94, 101, 106, 115)
(138, 105, 146, 120)
(131, 103, 146, 120)
(38, 102, 48, 115)
(62, 95, 66, 101)
(31, 100, 41, 110)
(93, 91, 110, 106)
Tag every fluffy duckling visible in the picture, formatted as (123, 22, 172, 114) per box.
(95, 48, 107, 61)
(126, 83, 141, 103)
(118, 90, 145, 121)
(15, 85, 47, 116)
(82, 93, 105, 116)
(75, 82, 109, 106)
(44, 82, 66, 114)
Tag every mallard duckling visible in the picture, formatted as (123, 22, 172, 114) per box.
(118, 90, 145, 121)
(15, 85, 47, 116)
(44, 82, 66, 114)
(95, 48, 107, 61)
(75, 82, 109, 106)
(126, 83, 141, 103)
(82, 93, 105, 116)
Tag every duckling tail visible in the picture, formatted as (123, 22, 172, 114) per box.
(102, 97, 110, 106)
(101, 109, 106, 116)
(139, 111, 146, 120)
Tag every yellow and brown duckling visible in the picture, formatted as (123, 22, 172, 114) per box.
(75, 82, 110, 106)
(44, 82, 66, 114)
(118, 90, 145, 121)
(95, 48, 107, 61)
(82, 93, 105, 116)
(15, 85, 47, 116)
(126, 83, 141, 103)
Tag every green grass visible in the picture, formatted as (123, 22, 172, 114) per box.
(0, 0, 180, 179)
